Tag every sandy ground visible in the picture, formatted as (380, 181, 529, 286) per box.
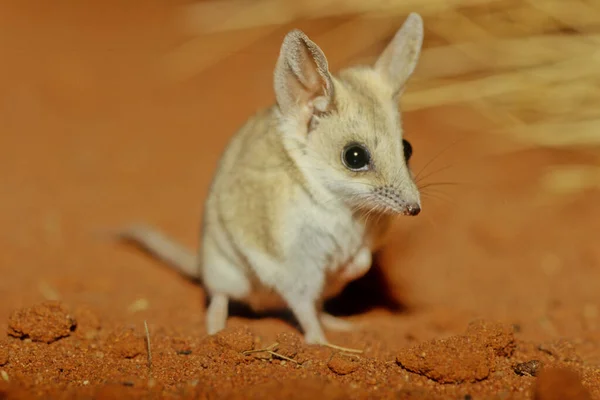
(1, 2, 599, 399)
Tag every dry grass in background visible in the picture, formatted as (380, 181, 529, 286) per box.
(166, 0, 600, 194)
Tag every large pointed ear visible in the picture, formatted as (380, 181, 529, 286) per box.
(375, 13, 424, 97)
(274, 29, 334, 127)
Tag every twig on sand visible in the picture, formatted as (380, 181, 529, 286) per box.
(144, 320, 155, 386)
(322, 343, 363, 354)
(242, 342, 300, 364)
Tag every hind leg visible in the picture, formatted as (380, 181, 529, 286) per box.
(281, 288, 327, 345)
(201, 237, 251, 335)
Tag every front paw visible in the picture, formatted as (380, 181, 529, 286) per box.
(340, 247, 372, 281)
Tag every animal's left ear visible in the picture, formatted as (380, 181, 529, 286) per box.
(374, 13, 424, 97)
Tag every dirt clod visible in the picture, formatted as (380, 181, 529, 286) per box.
(532, 367, 592, 400)
(513, 360, 542, 376)
(397, 333, 492, 383)
(275, 332, 302, 359)
(215, 326, 255, 353)
(396, 320, 515, 384)
(327, 353, 360, 375)
(7, 301, 77, 343)
(107, 327, 145, 359)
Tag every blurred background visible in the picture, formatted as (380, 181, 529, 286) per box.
(1, 0, 600, 349)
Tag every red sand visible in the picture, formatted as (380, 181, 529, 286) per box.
(1, 2, 599, 399)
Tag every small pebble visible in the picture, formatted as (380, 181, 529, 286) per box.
(514, 360, 542, 377)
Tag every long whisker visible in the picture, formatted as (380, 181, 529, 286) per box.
(418, 181, 462, 190)
(414, 136, 467, 181)
(420, 190, 457, 207)
(415, 163, 456, 185)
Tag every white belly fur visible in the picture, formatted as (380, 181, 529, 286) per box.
(238, 192, 370, 312)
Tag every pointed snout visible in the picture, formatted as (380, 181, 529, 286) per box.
(404, 203, 421, 216)
(372, 184, 421, 216)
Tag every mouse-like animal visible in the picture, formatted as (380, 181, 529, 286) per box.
(117, 13, 424, 351)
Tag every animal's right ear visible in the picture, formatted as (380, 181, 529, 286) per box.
(274, 29, 334, 129)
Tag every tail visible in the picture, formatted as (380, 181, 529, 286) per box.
(113, 224, 199, 282)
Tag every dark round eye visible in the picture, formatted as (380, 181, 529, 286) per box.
(342, 144, 371, 171)
(402, 139, 413, 162)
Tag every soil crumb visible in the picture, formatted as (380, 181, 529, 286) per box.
(533, 367, 592, 400)
(215, 325, 256, 353)
(107, 326, 145, 359)
(275, 332, 302, 359)
(327, 352, 360, 375)
(7, 301, 76, 344)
